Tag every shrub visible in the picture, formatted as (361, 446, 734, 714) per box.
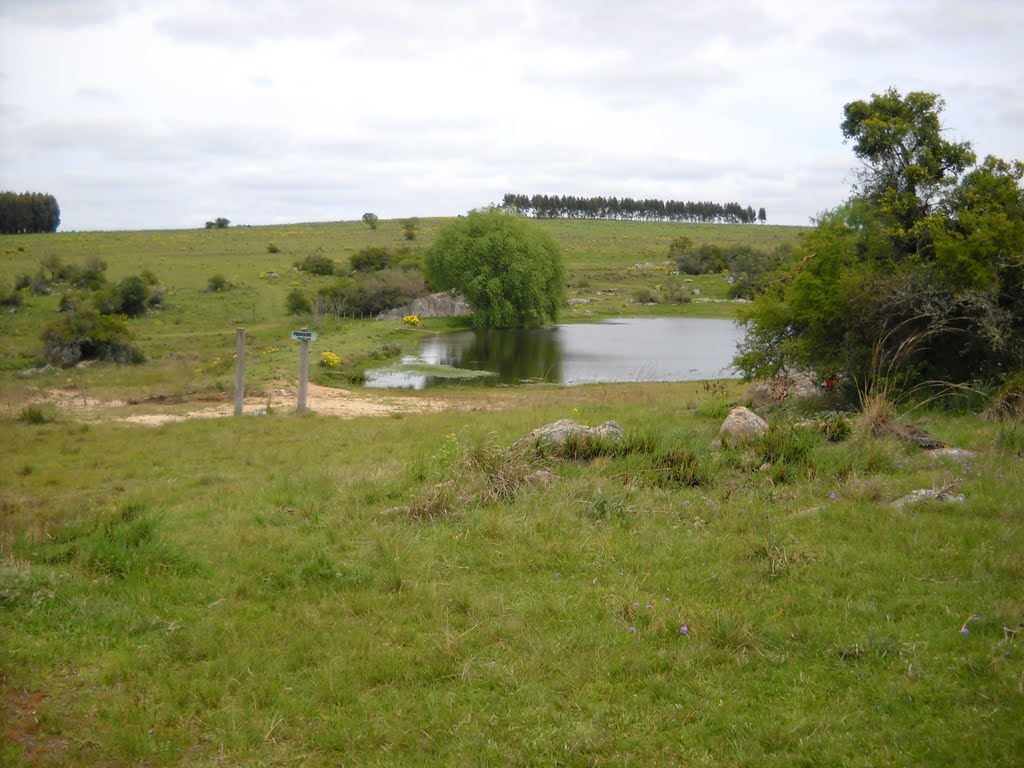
(294, 254, 336, 276)
(633, 288, 657, 304)
(286, 288, 312, 315)
(41, 302, 142, 367)
(401, 218, 419, 241)
(342, 270, 427, 317)
(350, 246, 390, 273)
(207, 273, 229, 292)
(267, 243, 281, 254)
(0, 282, 23, 308)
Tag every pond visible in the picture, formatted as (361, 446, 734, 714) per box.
(365, 317, 745, 389)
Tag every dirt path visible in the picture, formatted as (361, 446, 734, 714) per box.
(39, 383, 453, 426)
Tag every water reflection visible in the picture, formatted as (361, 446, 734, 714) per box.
(365, 317, 743, 389)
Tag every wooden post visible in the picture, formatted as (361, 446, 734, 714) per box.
(297, 327, 309, 414)
(234, 327, 245, 416)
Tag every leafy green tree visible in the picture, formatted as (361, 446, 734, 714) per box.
(361, 212, 379, 230)
(401, 218, 419, 241)
(736, 89, 1024, 389)
(424, 208, 565, 328)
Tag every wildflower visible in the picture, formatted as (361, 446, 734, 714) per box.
(679, 625, 689, 635)
(828, 491, 838, 500)
(403, 314, 420, 326)
(628, 626, 636, 634)
(632, 602, 640, 608)
(960, 627, 970, 636)
(554, 572, 561, 578)
(646, 604, 654, 610)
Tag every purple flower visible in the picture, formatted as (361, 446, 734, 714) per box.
(960, 627, 970, 636)
(554, 572, 561, 578)
(628, 626, 636, 634)
(971, 615, 981, 622)
(632, 602, 640, 608)
(828, 491, 838, 500)
(679, 625, 689, 635)
(682, 500, 691, 507)
(646, 604, 654, 610)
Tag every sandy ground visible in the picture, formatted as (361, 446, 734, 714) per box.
(37, 383, 450, 426)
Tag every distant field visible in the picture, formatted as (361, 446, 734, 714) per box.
(0, 218, 807, 399)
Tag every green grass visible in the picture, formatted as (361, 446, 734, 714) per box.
(1, 385, 1022, 766)
(2, 219, 1020, 764)
(0, 217, 803, 401)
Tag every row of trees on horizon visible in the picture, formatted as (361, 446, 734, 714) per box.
(0, 192, 61, 235)
(500, 193, 766, 224)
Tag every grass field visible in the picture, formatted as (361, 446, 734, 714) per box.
(2, 218, 1022, 766)
(0, 217, 803, 400)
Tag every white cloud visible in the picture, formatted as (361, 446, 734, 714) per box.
(0, 0, 1021, 230)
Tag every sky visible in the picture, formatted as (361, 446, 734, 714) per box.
(1, 0, 1022, 231)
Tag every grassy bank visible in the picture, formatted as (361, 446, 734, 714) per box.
(2, 382, 1022, 765)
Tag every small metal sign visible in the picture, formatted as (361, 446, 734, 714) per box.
(290, 330, 317, 342)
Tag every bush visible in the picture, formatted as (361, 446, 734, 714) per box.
(286, 289, 312, 315)
(350, 246, 390, 273)
(267, 243, 281, 254)
(207, 274, 229, 292)
(294, 254, 336, 276)
(0, 282, 23, 308)
(41, 302, 142, 367)
(341, 269, 427, 317)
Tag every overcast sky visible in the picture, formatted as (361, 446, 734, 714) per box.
(1, 0, 1022, 231)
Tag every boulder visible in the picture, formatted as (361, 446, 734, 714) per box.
(713, 406, 769, 448)
(377, 291, 471, 321)
(512, 419, 623, 456)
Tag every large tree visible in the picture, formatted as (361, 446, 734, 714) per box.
(736, 89, 1024, 389)
(424, 208, 565, 328)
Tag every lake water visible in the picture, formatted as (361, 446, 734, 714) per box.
(366, 317, 745, 389)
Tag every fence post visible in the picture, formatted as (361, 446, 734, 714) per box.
(234, 327, 245, 416)
(297, 327, 309, 414)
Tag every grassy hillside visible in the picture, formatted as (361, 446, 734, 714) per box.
(1, 383, 1022, 765)
(0, 218, 804, 399)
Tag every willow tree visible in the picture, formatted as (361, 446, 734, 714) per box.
(424, 208, 565, 329)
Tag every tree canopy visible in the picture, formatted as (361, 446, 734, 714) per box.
(0, 192, 60, 234)
(736, 88, 1024, 390)
(424, 208, 565, 329)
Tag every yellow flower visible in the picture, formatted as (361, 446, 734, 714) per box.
(320, 351, 341, 368)
(403, 314, 421, 326)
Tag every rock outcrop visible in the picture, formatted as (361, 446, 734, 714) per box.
(377, 291, 471, 321)
(512, 419, 623, 456)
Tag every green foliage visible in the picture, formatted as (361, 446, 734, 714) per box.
(737, 89, 1024, 388)
(285, 288, 311, 316)
(206, 273, 229, 292)
(349, 246, 390, 273)
(315, 269, 427, 317)
(0, 190, 60, 234)
(40, 299, 142, 367)
(294, 253, 336, 276)
(267, 242, 281, 254)
(204, 217, 230, 229)
(424, 208, 566, 328)
(361, 212, 379, 230)
(401, 218, 419, 241)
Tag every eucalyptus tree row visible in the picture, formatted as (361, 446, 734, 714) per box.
(0, 191, 60, 234)
(500, 193, 761, 224)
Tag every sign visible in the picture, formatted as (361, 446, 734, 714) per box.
(290, 330, 317, 342)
